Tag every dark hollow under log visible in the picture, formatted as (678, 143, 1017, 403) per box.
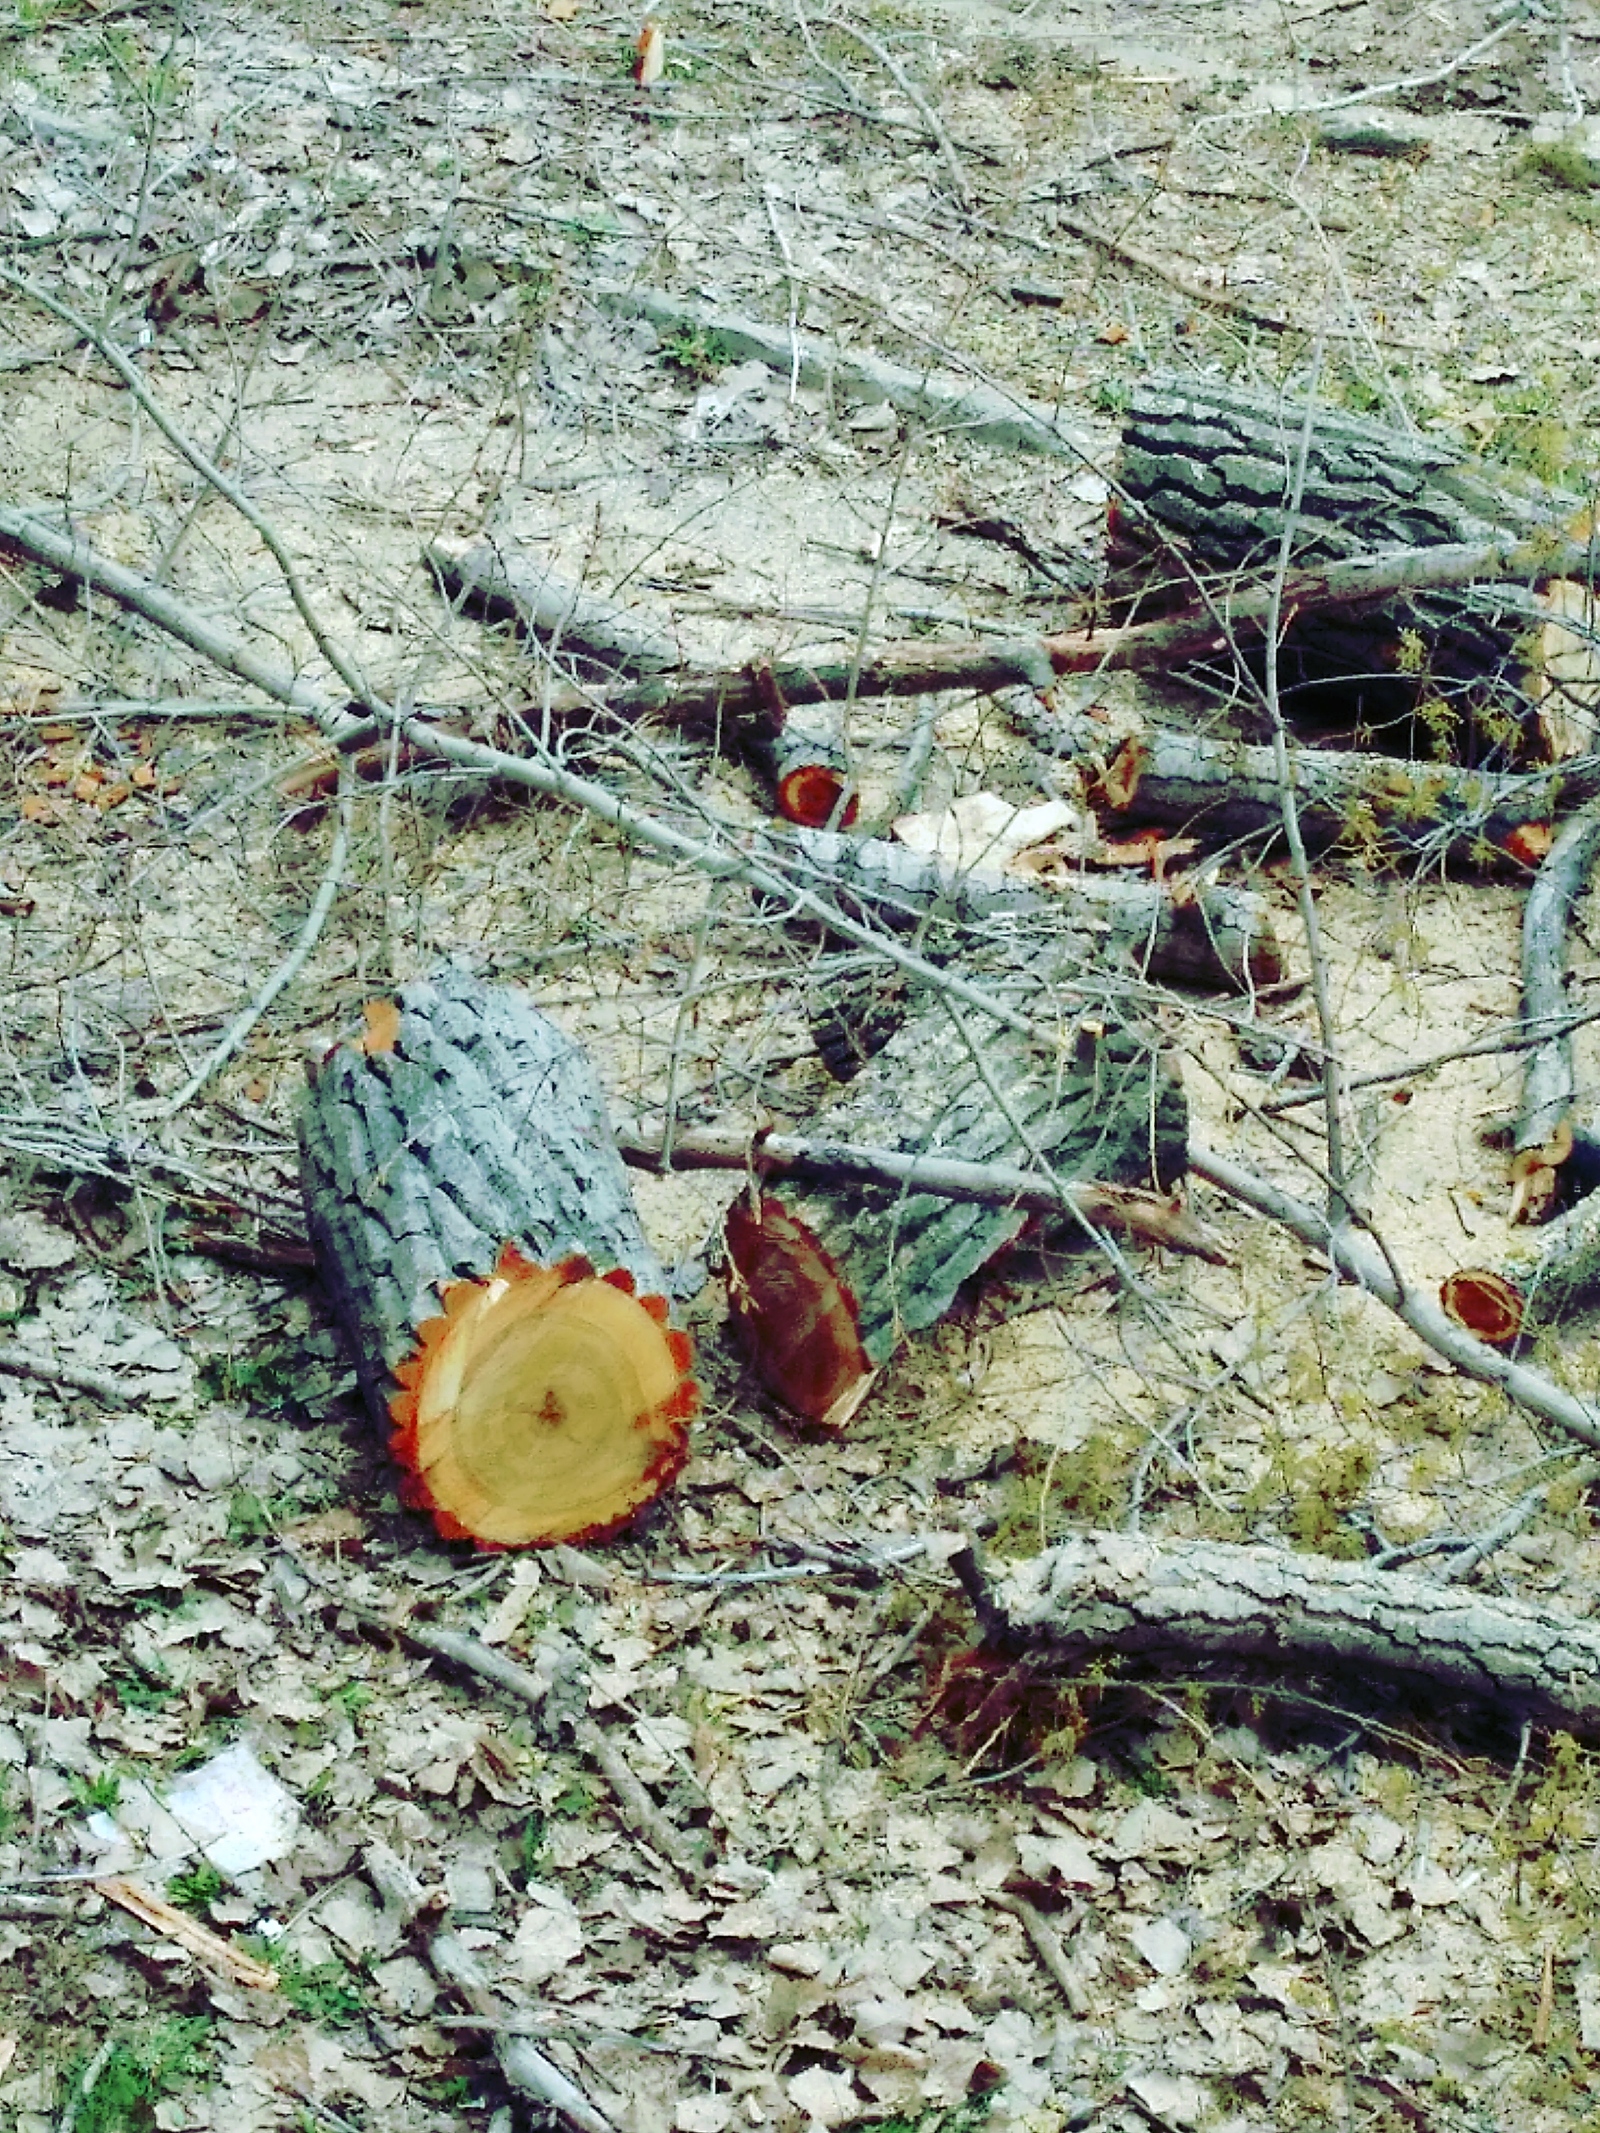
(724, 1009, 1187, 1424)
(961, 1531, 1600, 1736)
(299, 969, 697, 1546)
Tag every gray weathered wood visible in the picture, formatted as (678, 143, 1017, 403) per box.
(965, 1529, 1600, 1734)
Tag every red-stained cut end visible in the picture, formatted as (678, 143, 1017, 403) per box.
(1439, 1267, 1526, 1347)
(724, 1195, 874, 1426)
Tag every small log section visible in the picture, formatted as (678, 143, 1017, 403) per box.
(725, 1010, 1187, 1426)
(962, 1531, 1600, 1736)
(1112, 373, 1586, 752)
(781, 827, 1284, 993)
(300, 971, 697, 1547)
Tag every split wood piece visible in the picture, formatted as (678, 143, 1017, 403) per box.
(724, 1008, 1187, 1424)
(960, 1530, 1600, 1736)
(1441, 1191, 1600, 1347)
(426, 538, 682, 675)
(617, 1120, 1228, 1261)
(96, 1877, 280, 1992)
(605, 289, 1097, 460)
(781, 827, 1284, 993)
(1112, 372, 1594, 755)
(1512, 808, 1600, 1222)
(1023, 702, 1600, 862)
(298, 969, 696, 1547)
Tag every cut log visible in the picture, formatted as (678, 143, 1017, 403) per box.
(724, 1008, 1187, 1424)
(1112, 372, 1587, 753)
(736, 661, 859, 829)
(779, 827, 1284, 993)
(959, 1531, 1600, 1736)
(1441, 1187, 1600, 1347)
(1021, 701, 1600, 863)
(299, 970, 696, 1546)
(1512, 808, 1600, 1221)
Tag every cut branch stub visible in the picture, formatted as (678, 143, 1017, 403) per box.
(726, 1009, 1187, 1424)
(1441, 1186, 1600, 1349)
(300, 971, 696, 1546)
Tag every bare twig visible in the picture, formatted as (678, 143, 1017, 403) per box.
(158, 774, 354, 1120)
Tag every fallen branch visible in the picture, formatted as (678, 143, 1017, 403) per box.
(0, 1343, 131, 1407)
(426, 536, 682, 675)
(1511, 807, 1600, 1220)
(779, 827, 1284, 992)
(1190, 1143, 1600, 1452)
(615, 1121, 1230, 1261)
(604, 288, 1094, 458)
(429, 1930, 620, 2133)
(959, 1529, 1600, 1734)
(95, 1876, 280, 1991)
(1022, 702, 1598, 861)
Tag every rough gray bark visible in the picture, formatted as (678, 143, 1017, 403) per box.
(781, 827, 1284, 992)
(725, 1008, 1187, 1423)
(1022, 701, 1597, 861)
(1516, 808, 1600, 1198)
(963, 1530, 1600, 1735)
(300, 968, 693, 1544)
(1112, 372, 1574, 743)
(301, 969, 673, 1417)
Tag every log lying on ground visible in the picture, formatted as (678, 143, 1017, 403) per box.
(1112, 373, 1590, 751)
(724, 1009, 1187, 1424)
(959, 1530, 1600, 1736)
(300, 970, 696, 1546)
(1021, 701, 1600, 862)
(1511, 808, 1600, 1221)
(777, 827, 1284, 992)
(606, 289, 1097, 460)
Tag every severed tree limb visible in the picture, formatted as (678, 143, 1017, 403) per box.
(614, 1121, 1231, 1262)
(429, 1930, 621, 2133)
(0, 1342, 132, 1407)
(425, 537, 683, 675)
(1022, 702, 1600, 861)
(1441, 1192, 1600, 1350)
(958, 1529, 1600, 1735)
(1511, 806, 1600, 1221)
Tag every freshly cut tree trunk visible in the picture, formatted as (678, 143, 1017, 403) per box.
(1112, 373, 1582, 752)
(725, 1008, 1187, 1425)
(300, 971, 696, 1547)
(960, 1531, 1600, 1735)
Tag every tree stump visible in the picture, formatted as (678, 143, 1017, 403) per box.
(300, 970, 697, 1547)
(725, 1009, 1187, 1425)
(1112, 373, 1585, 756)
